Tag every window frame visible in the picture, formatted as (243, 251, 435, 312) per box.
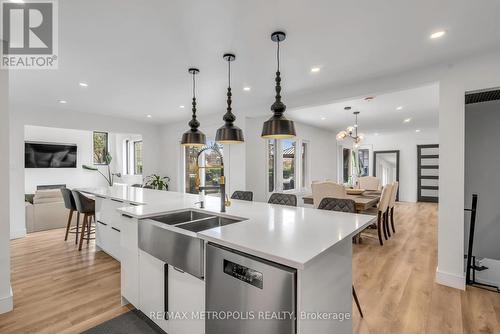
(133, 140, 143, 175)
(92, 131, 109, 165)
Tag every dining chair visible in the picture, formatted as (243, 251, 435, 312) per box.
(61, 188, 80, 244)
(358, 176, 380, 191)
(311, 182, 346, 209)
(388, 181, 399, 234)
(268, 193, 297, 207)
(316, 197, 363, 317)
(379, 184, 394, 244)
(71, 190, 96, 251)
(231, 191, 253, 201)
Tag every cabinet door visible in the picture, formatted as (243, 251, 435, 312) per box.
(169, 266, 205, 334)
(95, 219, 109, 251)
(120, 215, 139, 306)
(109, 224, 121, 261)
(139, 250, 169, 332)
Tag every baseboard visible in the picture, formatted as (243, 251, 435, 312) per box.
(436, 268, 466, 290)
(10, 228, 26, 240)
(0, 287, 13, 314)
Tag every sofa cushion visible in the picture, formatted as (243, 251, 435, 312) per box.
(33, 189, 63, 204)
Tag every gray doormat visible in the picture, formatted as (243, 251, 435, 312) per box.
(82, 309, 165, 334)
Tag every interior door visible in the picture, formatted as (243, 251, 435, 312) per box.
(417, 144, 439, 202)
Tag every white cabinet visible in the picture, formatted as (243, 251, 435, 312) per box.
(95, 198, 129, 261)
(120, 214, 139, 306)
(168, 266, 205, 334)
(139, 250, 169, 332)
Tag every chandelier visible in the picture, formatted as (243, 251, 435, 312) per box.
(336, 107, 365, 148)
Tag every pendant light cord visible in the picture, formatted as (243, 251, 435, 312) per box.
(277, 39, 280, 72)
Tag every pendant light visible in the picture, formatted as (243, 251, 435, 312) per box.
(261, 31, 296, 139)
(181, 68, 206, 147)
(336, 107, 365, 148)
(215, 53, 244, 144)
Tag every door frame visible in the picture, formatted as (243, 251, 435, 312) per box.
(373, 150, 400, 200)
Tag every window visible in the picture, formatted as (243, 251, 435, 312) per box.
(93, 132, 108, 164)
(134, 141, 143, 175)
(184, 141, 223, 194)
(301, 141, 309, 189)
(282, 140, 296, 191)
(358, 149, 369, 177)
(268, 140, 276, 193)
(343, 148, 351, 183)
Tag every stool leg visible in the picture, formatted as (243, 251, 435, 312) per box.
(75, 213, 80, 245)
(87, 215, 92, 244)
(64, 209, 74, 241)
(78, 214, 88, 251)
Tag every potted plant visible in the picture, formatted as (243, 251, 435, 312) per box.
(144, 174, 170, 191)
(82, 152, 121, 186)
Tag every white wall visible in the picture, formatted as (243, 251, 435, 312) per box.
(355, 129, 439, 202)
(465, 100, 500, 261)
(9, 107, 163, 239)
(24, 126, 109, 193)
(246, 116, 337, 203)
(160, 116, 246, 196)
(0, 68, 13, 314)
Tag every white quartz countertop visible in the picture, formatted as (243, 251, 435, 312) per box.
(82, 185, 376, 269)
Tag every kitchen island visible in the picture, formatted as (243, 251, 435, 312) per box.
(82, 185, 375, 334)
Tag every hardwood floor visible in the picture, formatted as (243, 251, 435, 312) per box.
(0, 202, 498, 333)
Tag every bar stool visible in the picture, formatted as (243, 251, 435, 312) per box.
(231, 191, 253, 201)
(61, 188, 80, 244)
(71, 190, 96, 251)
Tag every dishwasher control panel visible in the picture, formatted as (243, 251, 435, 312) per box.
(223, 259, 263, 289)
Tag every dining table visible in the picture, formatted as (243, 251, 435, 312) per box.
(302, 190, 381, 212)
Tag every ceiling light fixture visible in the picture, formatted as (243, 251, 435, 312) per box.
(364, 96, 375, 101)
(179, 105, 185, 109)
(243, 87, 251, 92)
(181, 68, 206, 147)
(396, 106, 403, 111)
(403, 118, 412, 123)
(79, 82, 88, 87)
(147, 115, 152, 118)
(215, 53, 244, 144)
(311, 67, 321, 73)
(261, 31, 296, 139)
(321, 117, 326, 121)
(415, 129, 421, 133)
(59, 100, 67, 104)
(336, 107, 365, 148)
(430, 30, 446, 39)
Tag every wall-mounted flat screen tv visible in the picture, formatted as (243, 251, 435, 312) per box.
(25, 142, 78, 168)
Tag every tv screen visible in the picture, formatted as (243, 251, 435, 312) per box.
(25, 142, 77, 168)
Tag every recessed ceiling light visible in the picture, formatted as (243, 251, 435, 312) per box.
(310, 67, 321, 73)
(403, 118, 412, 123)
(415, 129, 421, 133)
(147, 115, 152, 118)
(179, 105, 185, 109)
(374, 133, 379, 136)
(243, 86, 251, 91)
(320, 117, 326, 121)
(430, 30, 446, 39)
(58, 100, 67, 104)
(79, 82, 88, 87)
(396, 106, 403, 111)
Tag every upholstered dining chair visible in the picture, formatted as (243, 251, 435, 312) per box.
(316, 197, 363, 318)
(311, 182, 346, 209)
(377, 184, 394, 245)
(358, 176, 380, 191)
(61, 188, 80, 244)
(268, 193, 297, 207)
(71, 190, 96, 251)
(388, 181, 399, 234)
(231, 191, 253, 202)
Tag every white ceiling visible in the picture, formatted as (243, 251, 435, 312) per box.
(9, 0, 500, 126)
(289, 83, 439, 133)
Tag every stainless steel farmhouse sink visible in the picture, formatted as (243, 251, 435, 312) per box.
(139, 209, 246, 279)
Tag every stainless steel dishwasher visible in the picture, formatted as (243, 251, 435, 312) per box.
(206, 243, 296, 334)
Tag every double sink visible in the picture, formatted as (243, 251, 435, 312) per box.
(138, 209, 246, 279)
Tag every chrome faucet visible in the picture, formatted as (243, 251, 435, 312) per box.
(194, 143, 230, 213)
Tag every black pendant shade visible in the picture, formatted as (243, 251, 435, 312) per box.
(261, 31, 296, 139)
(216, 53, 244, 144)
(181, 68, 206, 147)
